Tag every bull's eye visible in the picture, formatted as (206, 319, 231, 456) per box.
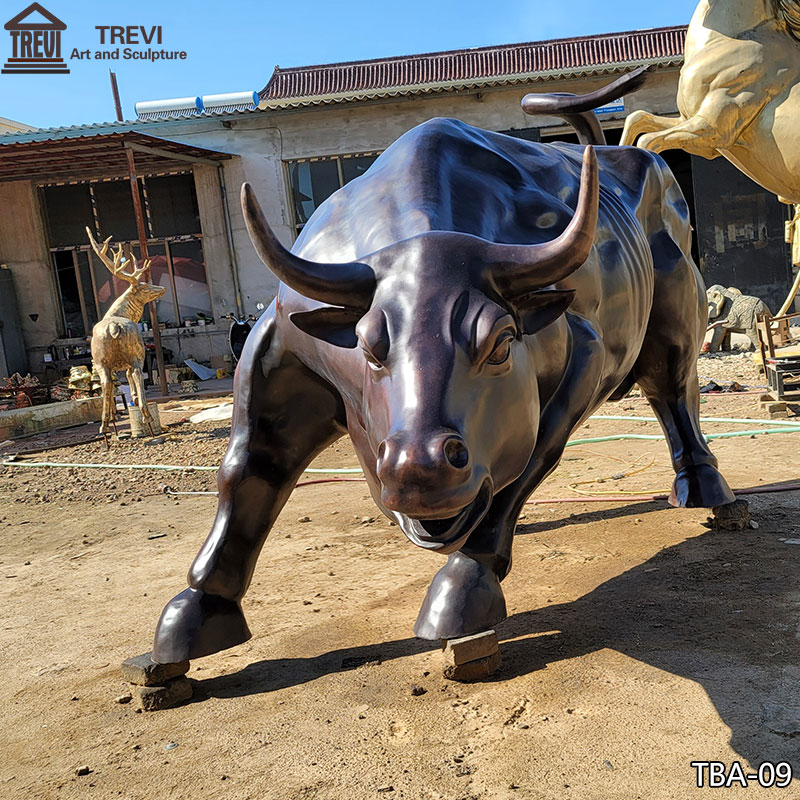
(486, 335, 512, 366)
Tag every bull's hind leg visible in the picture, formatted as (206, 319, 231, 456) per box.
(634, 290, 734, 508)
(152, 308, 346, 663)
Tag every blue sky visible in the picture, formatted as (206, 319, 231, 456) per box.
(0, 0, 699, 130)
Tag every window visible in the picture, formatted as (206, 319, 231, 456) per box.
(285, 152, 380, 233)
(42, 184, 93, 247)
(146, 174, 201, 237)
(42, 172, 212, 337)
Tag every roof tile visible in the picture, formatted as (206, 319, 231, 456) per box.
(260, 25, 687, 104)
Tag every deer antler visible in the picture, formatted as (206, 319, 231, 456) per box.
(85, 227, 151, 284)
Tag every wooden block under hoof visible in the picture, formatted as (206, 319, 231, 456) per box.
(442, 630, 499, 667)
(132, 676, 192, 711)
(443, 650, 501, 682)
(121, 652, 189, 687)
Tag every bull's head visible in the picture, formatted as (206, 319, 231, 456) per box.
(242, 147, 598, 553)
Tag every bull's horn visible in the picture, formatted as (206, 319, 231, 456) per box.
(241, 183, 376, 308)
(490, 146, 599, 297)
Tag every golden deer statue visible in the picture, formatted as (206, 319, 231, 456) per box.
(87, 227, 166, 439)
(621, 0, 800, 267)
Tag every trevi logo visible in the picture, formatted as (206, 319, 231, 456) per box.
(2, 2, 69, 75)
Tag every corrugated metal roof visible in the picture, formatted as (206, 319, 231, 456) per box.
(0, 132, 231, 183)
(260, 25, 687, 107)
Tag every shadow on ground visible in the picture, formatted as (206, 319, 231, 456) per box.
(196, 492, 800, 771)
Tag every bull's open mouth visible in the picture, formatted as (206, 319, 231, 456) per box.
(393, 478, 493, 554)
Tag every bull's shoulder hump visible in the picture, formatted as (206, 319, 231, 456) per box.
(595, 146, 670, 193)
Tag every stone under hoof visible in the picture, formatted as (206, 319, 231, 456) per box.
(132, 676, 192, 711)
(122, 651, 189, 686)
(414, 553, 506, 640)
(441, 630, 502, 682)
(702, 498, 751, 531)
(152, 587, 251, 663)
(669, 464, 735, 509)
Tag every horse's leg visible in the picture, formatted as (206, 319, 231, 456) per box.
(636, 114, 725, 158)
(637, 81, 767, 158)
(620, 110, 683, 146)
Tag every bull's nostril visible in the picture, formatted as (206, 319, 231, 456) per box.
(377, 441, 387, 460)
(443, 437, 469, 469)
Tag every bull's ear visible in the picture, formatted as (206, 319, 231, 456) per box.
(515, 289, 576, 335)
(289, 306, 363, 348)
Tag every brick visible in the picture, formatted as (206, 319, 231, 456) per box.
(442, 630, 499, 666)
(443, 650, 501, 682)
(121, 652, 189, 686)
(132, 676, 192, 711)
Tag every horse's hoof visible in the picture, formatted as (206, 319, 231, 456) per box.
(152, 587, 251, 663)
(414, 553, 507, 640)
(670, 464, 735, 508)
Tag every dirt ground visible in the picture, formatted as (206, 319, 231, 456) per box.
(3, 355, 800, 800)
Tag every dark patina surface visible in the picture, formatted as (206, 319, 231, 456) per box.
(152, 118, 733, 664)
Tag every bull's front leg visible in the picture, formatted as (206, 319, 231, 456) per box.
(414, 318, 604, 640)
(152, 309, 346, 663)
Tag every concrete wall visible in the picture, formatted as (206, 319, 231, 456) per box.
(0, 180, 62, 370)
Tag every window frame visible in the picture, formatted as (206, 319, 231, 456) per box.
(284, 151, 382, 236)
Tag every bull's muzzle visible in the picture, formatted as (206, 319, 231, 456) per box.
(376, 431, 477, 519)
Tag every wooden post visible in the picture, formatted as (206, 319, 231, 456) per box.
(110, 71, 169, 397)
(125, 146, 168, 397)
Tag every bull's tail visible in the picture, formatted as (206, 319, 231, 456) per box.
(520, 64, 655, 145)
(108, 321, 125, 339)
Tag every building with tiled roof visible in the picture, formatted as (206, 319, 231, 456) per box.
(260, 26, 686, 108)
(0, 25, 794, 378)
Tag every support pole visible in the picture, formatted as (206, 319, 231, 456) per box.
(125, 145, 169, 397)
(110, 71, 169, 397)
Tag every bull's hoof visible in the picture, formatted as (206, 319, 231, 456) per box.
(669, 464, 735, 509)
(152, 587, 251, 663)
(414, 553, 506, 640)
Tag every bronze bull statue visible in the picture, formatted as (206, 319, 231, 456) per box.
(152, 118, 734, 664)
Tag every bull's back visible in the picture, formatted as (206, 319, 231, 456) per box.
(295, 119, 659, 263)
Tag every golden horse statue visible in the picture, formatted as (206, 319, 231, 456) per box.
(621, 0, 800, 265)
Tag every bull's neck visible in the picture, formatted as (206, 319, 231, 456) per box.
(105, 286, 146, 323)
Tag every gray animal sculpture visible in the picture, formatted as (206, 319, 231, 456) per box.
(706, 284, 771, 351)
(151, 119, 734, 666)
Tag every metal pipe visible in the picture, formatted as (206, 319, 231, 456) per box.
(218, 164, 245, 316)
